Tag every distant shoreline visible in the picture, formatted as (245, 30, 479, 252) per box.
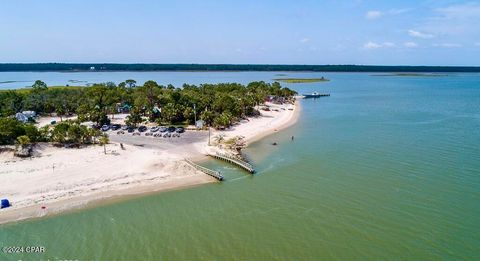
(273, 78, 330, 83)
(372, 73, 449, 77)
(1, 64, 480, 73)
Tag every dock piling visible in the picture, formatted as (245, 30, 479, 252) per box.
(208, 152, 255, 173)
(184, 159, 224, 181)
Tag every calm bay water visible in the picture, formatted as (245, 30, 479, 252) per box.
(0, 72, 479, 260)
(0, 71, 311, 89)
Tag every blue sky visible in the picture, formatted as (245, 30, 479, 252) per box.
(1, 0, 479, 65)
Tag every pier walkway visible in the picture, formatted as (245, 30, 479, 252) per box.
(208, 152, 255, 173)
(184, 159, 224, 181)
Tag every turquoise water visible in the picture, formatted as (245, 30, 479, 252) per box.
(1, 72, 479, 260)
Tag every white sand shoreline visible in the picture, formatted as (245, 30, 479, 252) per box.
(209, 100, 301, 146)
(0, 100, 301, 225)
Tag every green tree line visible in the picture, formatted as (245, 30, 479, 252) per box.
(0, 118, 104, 146)
(0, 80, 296, 145)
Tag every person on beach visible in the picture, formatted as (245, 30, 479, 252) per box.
(291, 136, 294, 141)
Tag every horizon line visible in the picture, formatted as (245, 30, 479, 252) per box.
(1, 63, 479, 67)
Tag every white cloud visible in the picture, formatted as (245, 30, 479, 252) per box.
(364, 42, 382, 49)
(436, 2, 480, 19)
(433, 43, 462, 48)
(365, 8, 409, 20)
(418, 2, 480, 37)
(366, 11, 382, 20)
(363, 41, 396, 49)
(404, 42, 418, 48)
(408, 30, 434, 39)
(300, 38, 310, 43)
(365, 41, 419, 49)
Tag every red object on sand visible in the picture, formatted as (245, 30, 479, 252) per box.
(41, 206, 46, 209)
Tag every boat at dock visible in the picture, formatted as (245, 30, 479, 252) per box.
(302, 92, 330, 99)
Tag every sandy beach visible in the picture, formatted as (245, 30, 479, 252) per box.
(0, 100, 300, 224)
(216, 101, 301, 145)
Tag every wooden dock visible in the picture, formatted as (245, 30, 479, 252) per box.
(208, 152, 255, 173)
(302, 93, 330, 99)
(184, 159, 224, 181)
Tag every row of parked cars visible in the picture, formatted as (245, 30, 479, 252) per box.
(101, 124, 185, 134)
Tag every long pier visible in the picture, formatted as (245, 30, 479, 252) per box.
(302, 93, 330, 99)
(184, 159, 224, 181)
(208, 152, 255, 173)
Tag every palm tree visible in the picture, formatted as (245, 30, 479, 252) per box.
(88, 128, 101, 144)
(56, 105, 65, 122)
(16, 135, 31, 147)
(15, 135, 32, 157)
(213, 134, 225, 145)
(99, 133, 109, 154)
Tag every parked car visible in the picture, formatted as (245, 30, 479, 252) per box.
(150, 126, 160, 132)
(167, 126, 176, 133)
(175, 127, 185, 133)
(110, 124, 121, 130)
(121, 125, 129, 131)
(127, 127, 135, 133)
(159, 126, 168, 132)
(138, 126, 147, 132)
(101, 125, 110, 131)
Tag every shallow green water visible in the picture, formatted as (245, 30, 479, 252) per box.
(1, 73, 479, 260)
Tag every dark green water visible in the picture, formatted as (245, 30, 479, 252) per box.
(1, 73, 479, 260)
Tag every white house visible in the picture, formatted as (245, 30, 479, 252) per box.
(15, 111, 36, 123)
(22, 111, 36, 118)
(15, 113, 29, 123)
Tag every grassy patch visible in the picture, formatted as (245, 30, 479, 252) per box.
(273, 78, 330, 83)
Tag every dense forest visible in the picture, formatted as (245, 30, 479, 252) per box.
(0, 80, 296, 146)
(1, 63, 479, 72)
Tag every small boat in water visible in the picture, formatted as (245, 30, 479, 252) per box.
(302, 92, 330, 99)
